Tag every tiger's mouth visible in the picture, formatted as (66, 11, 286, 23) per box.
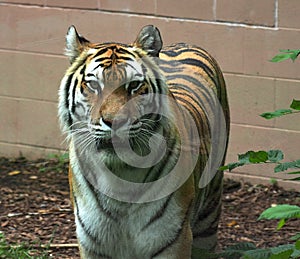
(90, 114, 163, 155)
(95, 135, 129, 151)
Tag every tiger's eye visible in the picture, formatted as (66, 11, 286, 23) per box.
(139, 85, 149, 95)
(88, 80, 101, 90)
(127, 80, 141, 93)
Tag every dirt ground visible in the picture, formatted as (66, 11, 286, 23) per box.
(0, 156, 299, 258)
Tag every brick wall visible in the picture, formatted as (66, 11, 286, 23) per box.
(1, 0, 299, 188)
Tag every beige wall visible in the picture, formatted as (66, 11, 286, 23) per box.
(1, 1, 299, 188)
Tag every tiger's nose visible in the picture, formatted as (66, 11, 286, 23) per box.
(101, 117, 129, 129)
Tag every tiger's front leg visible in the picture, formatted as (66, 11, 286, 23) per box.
(152, 220, 193, 259)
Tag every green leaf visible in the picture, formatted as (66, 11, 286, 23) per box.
(287, 171, 300, 175)
(270, 49, 300, 62)
(276, 218, 286, 230)
(226, 242, 257, 251)
(238, 150, 268, 164)
(219, 165, 229, 171)
(220, 242, 256, 259)
(260, 109, 293, 119)
(286, 170, 300, 181)
(288, 49, 300, 61)
(290, 99, 300, 110)
(270, 244, 294, 259)
(290, 233, 300, 241)
(289, 177, 300, 181)
(269, 250, 293, 259)
(295, 239, 300, 250)
(220, 161, 246, 172)
(291, 249, 300, 259)
(249, 151, 268, 163)
(238, 151, 253, 163)
(270, 53, 293, 63)
(258, 204, 300, 221)
(267, 150, 284, 162)
(274, 160, 300, 173)
(221, 150, 274, 172)
(191, 247, 218, 259)
(243, 248, 272, 259)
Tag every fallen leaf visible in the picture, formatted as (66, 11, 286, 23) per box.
(38, 209, 51, 214)
(227, 220, 238, 227)
(8, 170, 21, 176)
(1, 221, 9, 227)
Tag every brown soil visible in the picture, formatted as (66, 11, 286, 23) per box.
(0, 156, 299, 258)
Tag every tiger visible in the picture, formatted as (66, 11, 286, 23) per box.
(58, 25, 230, 259)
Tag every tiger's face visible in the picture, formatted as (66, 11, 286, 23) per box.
(59, 26, 173, 162)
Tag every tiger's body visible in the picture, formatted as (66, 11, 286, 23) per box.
(58, 25, 230, 259)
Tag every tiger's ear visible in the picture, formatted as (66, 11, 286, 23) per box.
(134, 25, 162, 57)
(65, 25, 90, 63)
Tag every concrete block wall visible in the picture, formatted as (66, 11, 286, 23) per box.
(0, 0, 299, 188)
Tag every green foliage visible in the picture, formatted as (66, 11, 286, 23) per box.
(217, 49, 300, 259)
(290, 99, 300, 110)
(259, 204, 300, 221)
(219, 242, 257, 259)
(39, 152, 69, 173)
(193, 242, 300, 259)
(0, 233, 48, 258)
(291, 233, 300, 241)
(243, 243, 300, 259)
(220, 149, 300, 179)
(191, 247, 218, 259)
(258, 204, 300, 230)
(270, 49, 300, 62)
(274, 160, 300, 173)
(260, 99, 300, 119)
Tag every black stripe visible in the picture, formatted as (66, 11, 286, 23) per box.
(143, 128, 178, 182)
(180, 58, 215, 81)
(141, 63, 147, 75)
(151, 200, 193, 258)
(117, 47, 136, 57)
(79, 64, 86, 75)
(94, 47, 109, 57)
(159, 58, 181, 67)
(82, 174, 120, 222)
(95, 192, 119, 222)
(161, 44, 194, 56)
(159, 64, 183, 73)
(71, 78, 78, 113)
(64, 74, 74, 127)
(173, 93, 210, 135)
(194, 193, 221, 227)
(173, 94, 211, 157)
(168, 75, 215, 110)
(193, 204, 221, 238)
(94, 57, 110, 63)
(162, 49, 183, 57)
(92, 62, 105, 71)
(141, 195, 173, 231)
(161, 46, 219, 88)
(193, 225, 218, 238)
(73, 195, 98, 243)
(64, 74, 73, 110)
(120, 56, 135, 61)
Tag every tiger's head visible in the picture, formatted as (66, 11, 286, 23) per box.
(59, 25, 176, 165)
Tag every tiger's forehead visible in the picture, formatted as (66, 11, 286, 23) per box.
(84, 44, 145, 86)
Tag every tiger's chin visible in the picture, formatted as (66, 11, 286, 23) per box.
(95, 136, 126, 152)
(93, 137, 136, 170)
